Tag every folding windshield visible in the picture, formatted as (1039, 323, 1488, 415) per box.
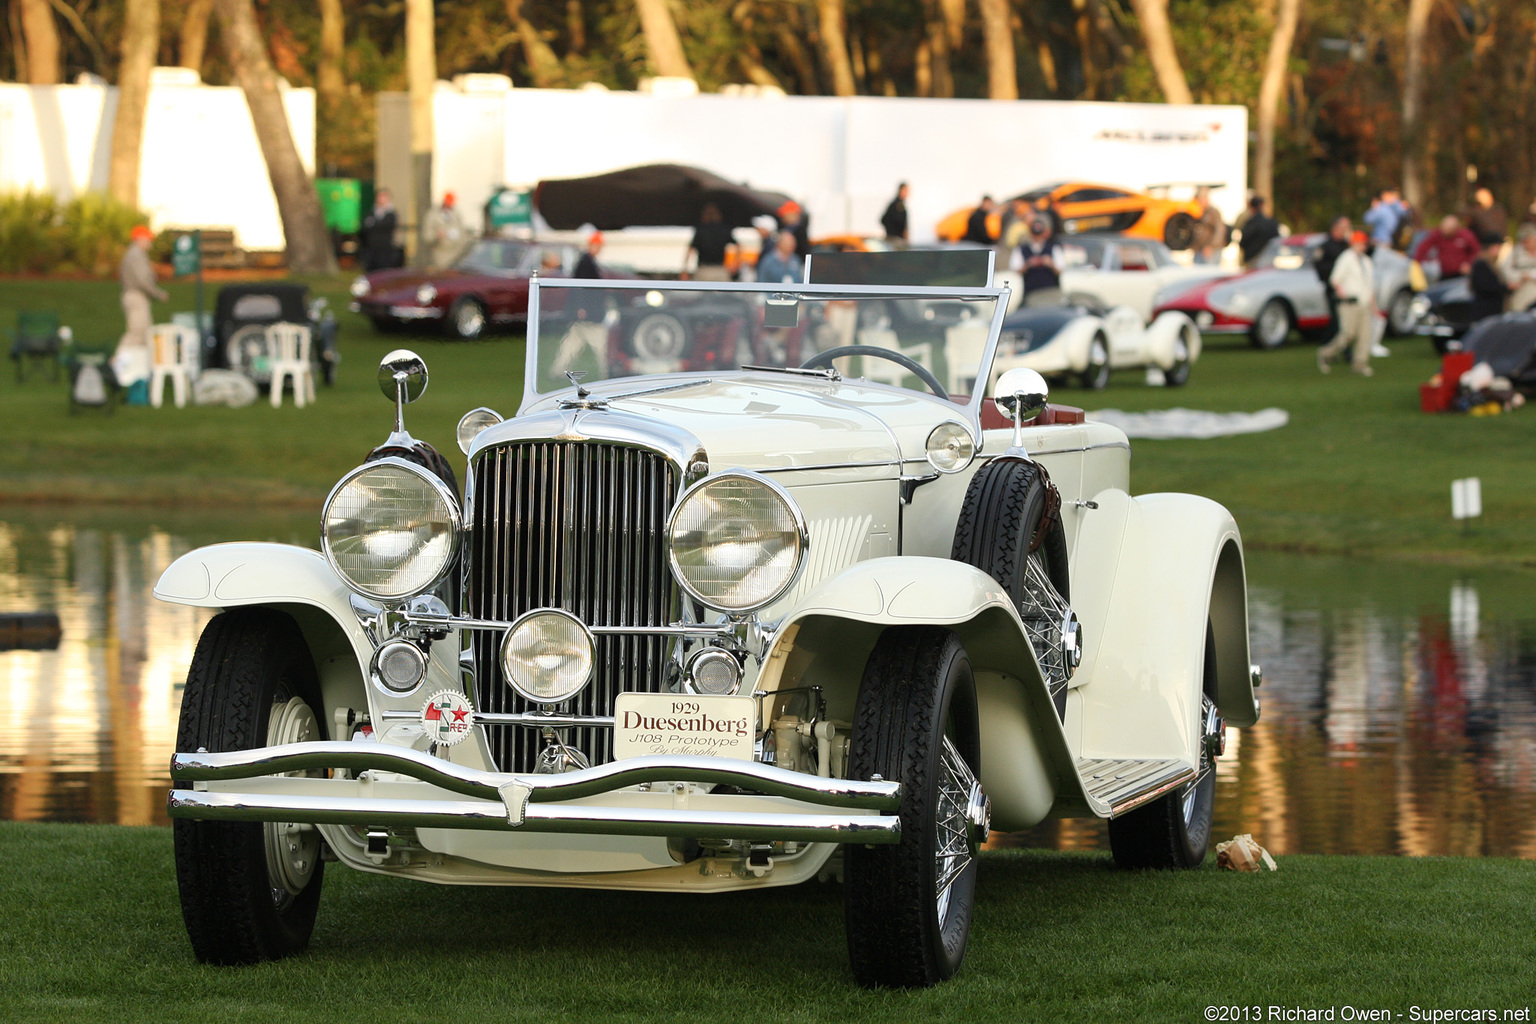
(529, 281, 1005, 403)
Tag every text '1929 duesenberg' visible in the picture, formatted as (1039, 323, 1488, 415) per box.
(159, 258, 1260, 988)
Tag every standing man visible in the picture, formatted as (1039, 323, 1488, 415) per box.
(573, 232, 604, 279)
(755, 231, 803, 284)
(118, 224, 167, 355)
(1237, 195, 1280, 267)
(776, 201, 811, 258)
(1009, 218, 1065, 305)
(962, 196, 996, 244)
(1316, 231, 1376, 376)
(424, 191, 466, 268)
(685, 202, 737, 280)
(881, 183, 909, 243)
(1313, 216, 1352, 340)
(1192, 187, 1226, 265)
(360, 189, 399, 272)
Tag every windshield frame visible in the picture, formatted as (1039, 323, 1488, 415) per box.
(523, 277, 1013, 420)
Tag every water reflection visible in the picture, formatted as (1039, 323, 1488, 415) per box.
(3, 519, 1535, 857)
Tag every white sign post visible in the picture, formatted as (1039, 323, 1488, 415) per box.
(1451, 477, 1482, 532)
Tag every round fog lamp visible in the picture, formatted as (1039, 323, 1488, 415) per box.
(456, 406, 504, 454)
(925, 421, 975, 473)
(687, 648, 742, 696)
(500, 609, 595, 704)
(374, 639, 427, 694)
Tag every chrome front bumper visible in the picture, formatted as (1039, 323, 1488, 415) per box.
(168, 743, 904, 845)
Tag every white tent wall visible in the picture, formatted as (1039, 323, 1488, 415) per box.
(0, 76, 315, 252)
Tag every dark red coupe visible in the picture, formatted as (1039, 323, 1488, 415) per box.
(351, 239, 621, 339)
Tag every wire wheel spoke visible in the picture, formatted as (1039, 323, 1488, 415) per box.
(934, 736, 976, 914)
(1020, 549, 1071, 694)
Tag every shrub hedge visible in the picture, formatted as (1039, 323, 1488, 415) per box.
(0, 191, 149, 276)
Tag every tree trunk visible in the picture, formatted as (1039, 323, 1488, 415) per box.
(1402, 0, 1433, 208)
(813, 0, 857, 96)
(1253, 0, 1300, 205)
(566, 0, 586, 54)
(924, 1, 954, 98)
(179, 0, 213, 73)
(939, 0, 965, 48)
(1129, 0, 1191, 104)
(317, 0, 345, 100)
(214, 0, 336, 273)
(635, 0, 692, 79)
(979, 0, 1018, 100)
(108, 0, 159, 206)
(19, 0, 61, 84)
(775, 23, 820, 93)
(1071, 0, 1097, 99)
(405, 0, 435, 262)
(503, 0, 564, 87)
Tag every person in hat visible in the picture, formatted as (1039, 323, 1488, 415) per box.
(425, 191, 466, 269)
(118, 224, 167, 355)
(776, 200, 811, 258)
(1316, 230, 1377, 376)
(574, 231, 604, 279)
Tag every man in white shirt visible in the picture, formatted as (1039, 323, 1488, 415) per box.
(1316, 230, 1376, 376)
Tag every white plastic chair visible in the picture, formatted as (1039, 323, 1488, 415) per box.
(267, 322, 314, 408)
(148, 322, 199, 408)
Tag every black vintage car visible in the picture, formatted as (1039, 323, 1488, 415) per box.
(209, 283, 340, 385)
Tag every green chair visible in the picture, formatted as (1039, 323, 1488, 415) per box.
(9, 311, 64, 382)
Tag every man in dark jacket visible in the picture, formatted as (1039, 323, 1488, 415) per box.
(1314, 216, 1352, 339)
(360, 189, 399, 271)
(1237, 195, 1280, 266)
(881, 183, 909, 242)
(962, 195, 995, 244)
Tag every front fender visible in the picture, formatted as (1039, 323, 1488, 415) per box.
(757, 556, 1081, 830)
(155, 542, 373, 667)
(1145, 311, 1202, 369)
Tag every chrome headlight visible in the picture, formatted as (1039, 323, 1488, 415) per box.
(416, 283, 438, 305)
(926, 422, 975, 474)
(322, 458, 460, 601)
(1409, 295, 1431, 319)
(350, 275, 370, 297)
(668, 471, 807, 613)
(500, 609, 595, 704)
(456, 406, 503, 454)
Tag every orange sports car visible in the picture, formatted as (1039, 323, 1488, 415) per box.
(936, 182, 1206, 250)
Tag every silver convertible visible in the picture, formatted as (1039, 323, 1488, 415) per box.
(158, 267, 1260, 988)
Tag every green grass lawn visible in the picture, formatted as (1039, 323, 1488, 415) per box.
(1, 822, 1532, 1022)
(3, 274, 1532, 566)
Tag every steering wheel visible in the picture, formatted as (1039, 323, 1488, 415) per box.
(801, 345, 949, 401)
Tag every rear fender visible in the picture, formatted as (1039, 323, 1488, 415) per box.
(759, 556, 1081, 830)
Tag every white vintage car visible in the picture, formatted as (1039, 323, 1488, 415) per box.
(992, 301, 1203, 389)
(158, 270, 1260, 988)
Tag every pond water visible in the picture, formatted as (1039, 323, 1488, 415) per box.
(3, 511, 1534, 858)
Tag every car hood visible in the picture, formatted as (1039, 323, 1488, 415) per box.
(510, 376, 952, 475)
(365, 267, 511, 296)
(1156, 269, 1288, 309)
(1424, 275, 1470, 303)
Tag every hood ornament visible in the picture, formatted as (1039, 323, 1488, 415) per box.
(559, 370, 608, 410)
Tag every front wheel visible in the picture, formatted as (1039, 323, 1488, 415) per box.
(844, 627, 986, 988)
(449, 297, 486, 339)
(1249, 298, 1292, 349)
(1387, 288, 1417, 336)
(173, 608, 327, 964)
(1164, 212, 1197, 251)
(1080, 334, 1110, 389)
(1164, 329, 1193, 386)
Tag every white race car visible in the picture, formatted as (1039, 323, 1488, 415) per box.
(991, 300, 1203, 389)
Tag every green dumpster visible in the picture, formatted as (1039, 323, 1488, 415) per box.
(317, 179, 362, 234)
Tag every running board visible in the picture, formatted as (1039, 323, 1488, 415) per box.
(1076, 758, 1196, 818)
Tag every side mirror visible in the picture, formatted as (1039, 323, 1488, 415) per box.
(378, 349, 428, 445)
(993, 366, 1048, 450)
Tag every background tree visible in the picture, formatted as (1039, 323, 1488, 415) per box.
(18, 0, 61, 84)
(1127, 0, 1191, 103)
(1400, 0, 1433, 209)
(214, 0, 336, 273)
(814, 0, 859, 96)
(978, 0, 1019, 99)
(1254, 0, 1301, 203)
(635, 0, 692, 78)
(316, 0, 345, 102)
(179, 0, 214, 74)
(108, 0, 159, 207)
(406, 0, 435, 261)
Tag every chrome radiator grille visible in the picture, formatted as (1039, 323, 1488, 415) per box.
(467, 441, 680, 773)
